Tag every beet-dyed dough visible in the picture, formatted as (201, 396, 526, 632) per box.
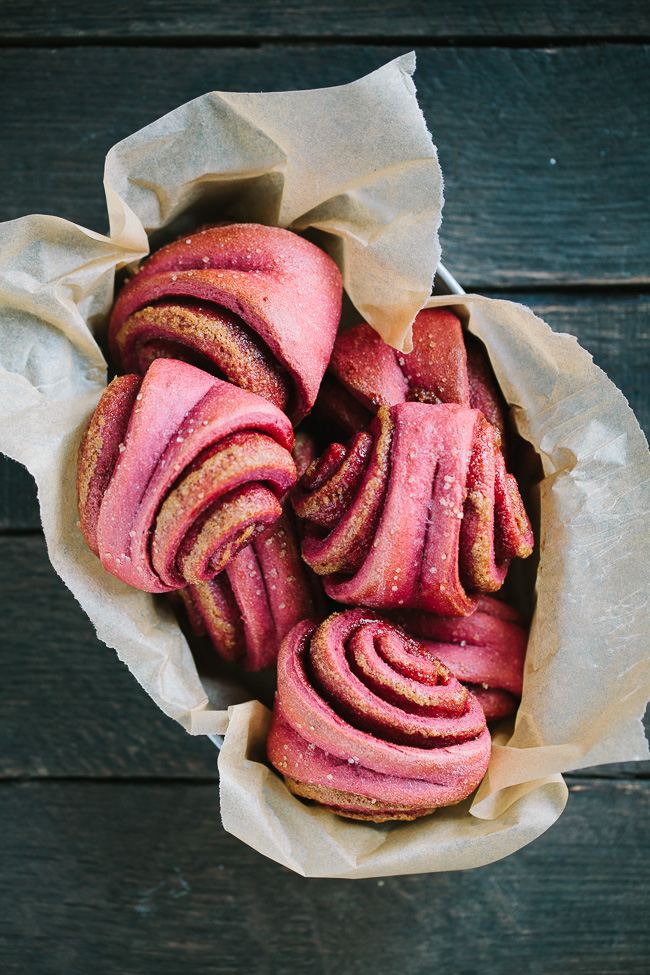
(267, 610, 491, 822)
(315, 308, 506, 446)
(391, 595, 528, 720)
(77, 358, 296, 593)
(175, 432, 323, 670)
(293, 403, 533, 616)
(178, 508, 324, 671)
(109, 224, 343, 422)
(76, 374, 142, 556)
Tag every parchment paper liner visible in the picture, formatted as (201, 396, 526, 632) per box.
(1, 55, 648, 878)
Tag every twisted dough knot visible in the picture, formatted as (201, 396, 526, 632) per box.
(314, 308, 506, 444)
(267, 610, 491, 821)
(293, 402, 533, 616)
(77, 359, 296, 593)
(176, 510, 323, 671)
(389, 595, 528, 721)
(175, 431, 322, 670)
(108, 224, 343, 422)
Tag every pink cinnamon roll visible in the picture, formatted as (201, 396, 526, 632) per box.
(108, 224, 343, 422)
(77, 358, 296, 593)
(267, 610, 491, 821)
(314, 309, 506, 445)
(292, 403, 533, 616)
(390, 596, 528, 720)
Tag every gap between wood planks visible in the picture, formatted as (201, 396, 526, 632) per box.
(0, 772, 647, 784)
(1, 35, 650, 49)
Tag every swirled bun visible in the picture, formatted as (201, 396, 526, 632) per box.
(77, 358, 296, 592)
(293, 403, 533, 616)
(267, 610, 491, 821)
(314, 308, 506, 446)
(109, 224, 342, 422)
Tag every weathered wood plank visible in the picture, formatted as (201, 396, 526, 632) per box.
(0, 534, 219, 778)
(0, 46, 648, 286)
(0, 778, 648, 973)
(2, 293, 647, 531)
(0, 456, 40, 531)
(0, 1, 648, 40)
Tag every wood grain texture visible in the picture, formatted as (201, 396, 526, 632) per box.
(0, 534, 219, 778)
(0, 456, 40, 531)
(0, 46, 648, 286)
(2, 293, 647, 531)
(0, 778, 648, 974)
(1, 1, 649, 40)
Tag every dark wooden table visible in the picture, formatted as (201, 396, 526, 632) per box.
(1, 4, 649, 973)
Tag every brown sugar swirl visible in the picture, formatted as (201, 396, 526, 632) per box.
(175, 508, 324, 671)
(173, 433, 323, 670)
(389, 595, 528, 721)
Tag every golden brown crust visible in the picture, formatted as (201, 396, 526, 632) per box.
(116, 304, 291, 411)
(283, 776, 437, 823)
(463, 487, 501, 591)
(507, 474, 535, 558)
(185, 580, 242, 659)
(76, 418, 96, 545)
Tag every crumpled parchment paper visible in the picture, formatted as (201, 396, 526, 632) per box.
(1, 53, 648, 878)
